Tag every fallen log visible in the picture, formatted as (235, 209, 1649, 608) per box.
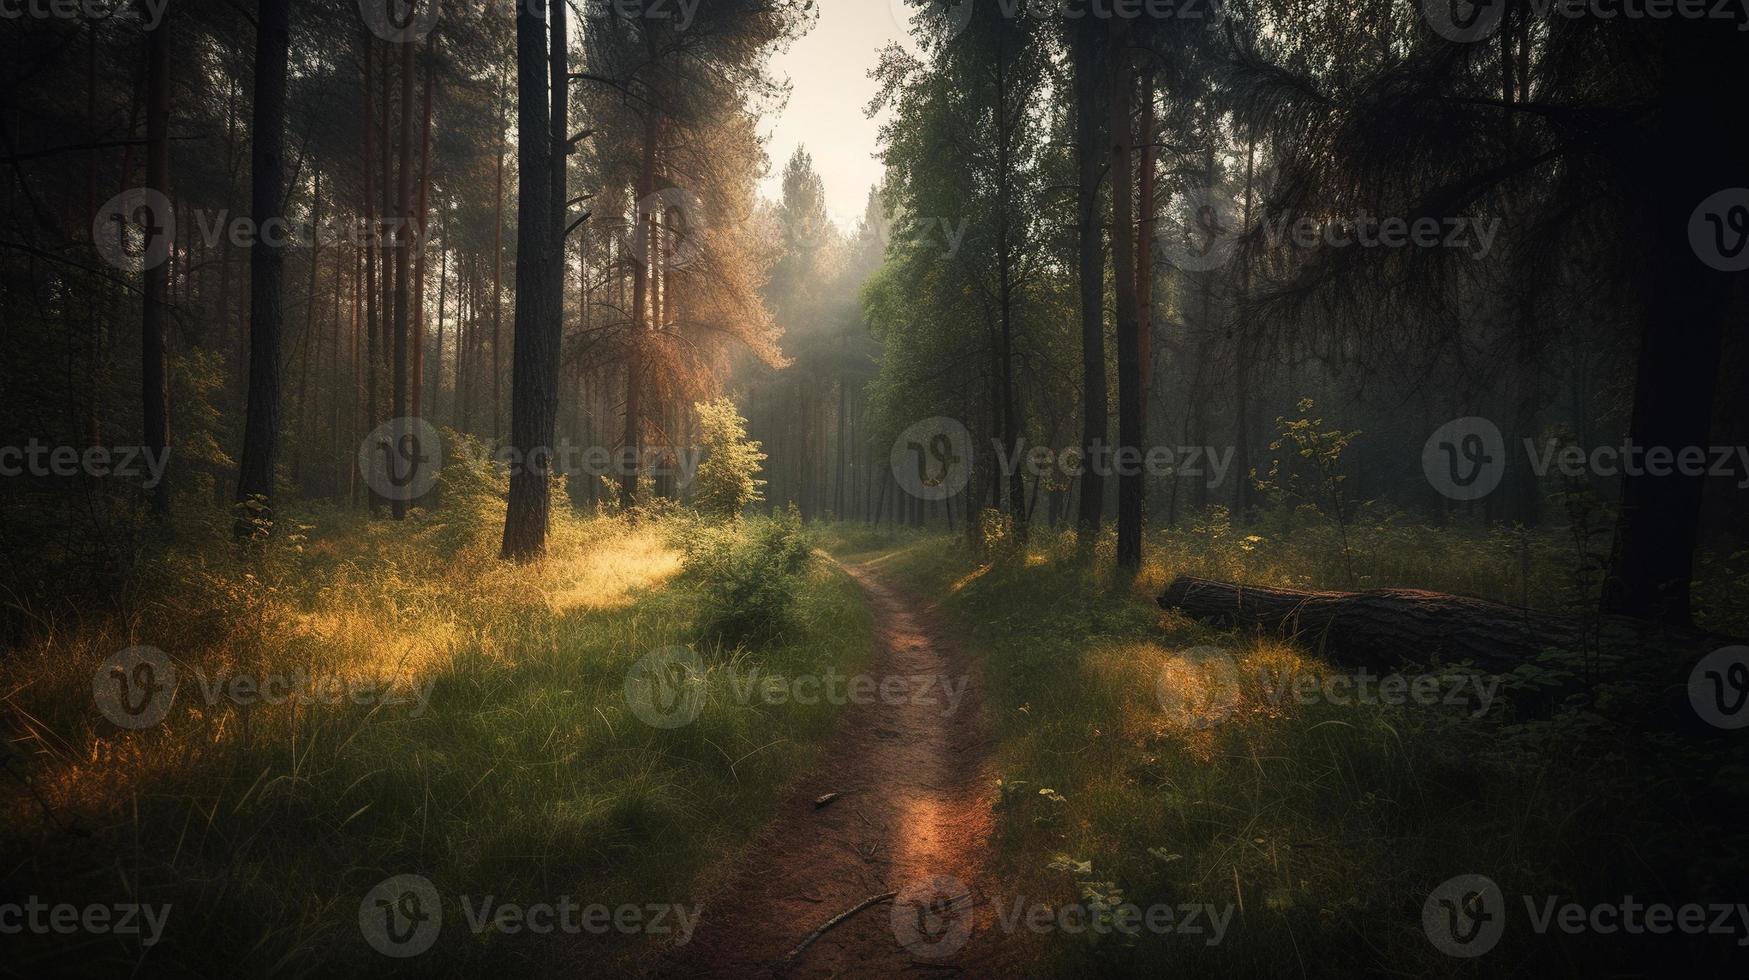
(1156, 576, 1729, 674)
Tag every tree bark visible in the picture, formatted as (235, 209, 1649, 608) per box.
(1072, 18, 1107, 544)
(140, 6, 172, 516)
(1603, 21, 1743, 626)
(500, 0, 560, 560)
(1108, 18, 1143, 570)
(233, 0, 292, 535)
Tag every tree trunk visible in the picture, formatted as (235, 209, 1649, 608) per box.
(500, 0, 560, 560)
(1108, 18, 1143, 570)
(140, 8, 172, 516)
(620, 108, 659, 511)
(361, 33, 381, 514)
(1603, 21, 1741, 626)
(233, 0, 291, 534)
(411, 38, 435, 421)
(1072, 18, 1107, 544)
(390, 34, 417, 520)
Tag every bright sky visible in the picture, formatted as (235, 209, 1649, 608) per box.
(757, 0, 906, 232)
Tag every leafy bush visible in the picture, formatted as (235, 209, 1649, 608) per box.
(681, 508, 813, 650)
(691, 397, 766, 519)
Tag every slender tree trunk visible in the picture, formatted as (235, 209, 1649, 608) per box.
(620, 109, 659, 511)
(140, 7, 172, 516)
(388, 35, 417, 519)
(1072, 19, 1107, 544)
(491, 69, 506, 445)
(1233, 136, 1256, 519)
(501, 0, 560, 560)
(233, 0, 292, 534)
(1109, 17, 1143, 571)
(361, 35, 381, 513)
(411, 38, 435, 421)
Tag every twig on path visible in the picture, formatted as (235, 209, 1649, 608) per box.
(775, 890, 898, 976)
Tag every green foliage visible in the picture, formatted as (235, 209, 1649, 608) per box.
(691, 397, 767, 519)
(1259, 398, 1363, 583)
(680, 507, 815, 650)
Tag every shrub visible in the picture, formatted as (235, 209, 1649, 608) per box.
(681, 508, 813, 650)
(691, 397, 766, 519)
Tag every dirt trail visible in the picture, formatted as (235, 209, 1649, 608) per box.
(659, 557, 1024, 978)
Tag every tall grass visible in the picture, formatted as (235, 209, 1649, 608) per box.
(861, 522, 1748, 978)
(1, 493, 873, 976)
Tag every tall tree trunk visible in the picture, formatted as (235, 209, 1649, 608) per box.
(500, 0, 560, 560)
(389, 35, 417, 520)
(1072, 18, 1107, 544)
(619, 109, 659, 511)
(1233, 136, 1256, 519)
(491, 69, 506, 445)
(361, 35, 381, 513)
(1108, 18, 1143, 571)
(140, 6, 172, 516)
(1603, 22, 1743, 625)
(233, 0, 291, 535)
(411, 38, 435, 421)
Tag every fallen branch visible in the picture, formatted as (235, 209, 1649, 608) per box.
(775, 890, 897, 975)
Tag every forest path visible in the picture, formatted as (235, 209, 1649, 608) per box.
(657, 555, 1025, 978)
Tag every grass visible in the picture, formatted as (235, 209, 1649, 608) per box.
(1, 493, 874, 977)
(822, 516, 1749, 978)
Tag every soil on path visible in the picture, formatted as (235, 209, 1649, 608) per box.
(658, 557, 1025, 978)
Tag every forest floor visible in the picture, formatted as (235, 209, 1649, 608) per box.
(664, 556, 1032, 978)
